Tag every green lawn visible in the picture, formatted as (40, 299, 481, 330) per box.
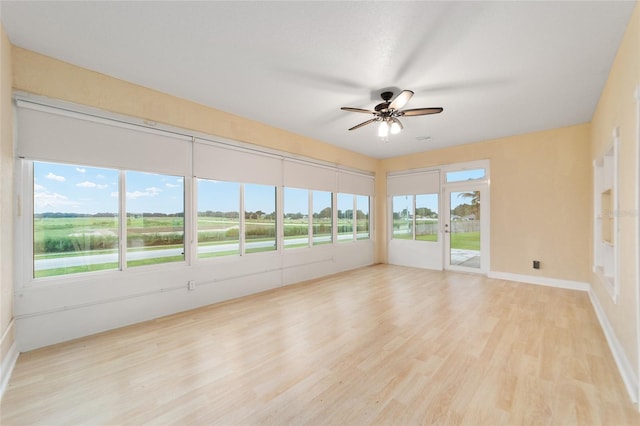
(451, 231, 480, 251)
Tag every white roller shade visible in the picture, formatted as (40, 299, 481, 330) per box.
(283, 159, 336, 192)
(193, 140, 282, 185)
(16, 101, 190, 176)
(387, 171, 440, 195)
(338, 170, 374, 196)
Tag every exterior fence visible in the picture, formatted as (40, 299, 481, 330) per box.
(413, 220, 479, 235)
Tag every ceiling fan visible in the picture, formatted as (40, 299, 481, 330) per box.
(340, 90, 443, 137)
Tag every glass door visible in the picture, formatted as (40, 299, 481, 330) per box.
(444, 185, 487, 273)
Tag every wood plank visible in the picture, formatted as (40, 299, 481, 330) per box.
(1, 265, 638, 425)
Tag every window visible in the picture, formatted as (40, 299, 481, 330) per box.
(337, 193, 354, 243)
(312, 190, 332, 245)
(445, 168, 485, 183)
(392, 195, 413, 240)
(392, 194, 438, 242)
(356, 195, 370, 240)
(33, 161, 119, 278)
(125, 171, 185, 267)
(197, 179, 240, 258)
(284, 187, 309, 249)
(244, 183, 276, 253)
(415, 194, 438, 242)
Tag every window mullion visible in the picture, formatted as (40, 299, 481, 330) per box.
(239, 183, 245, 255)
(352, 195, 357, 242)
(307, 191, 313, 247)
(119, 170, 127, 271)
(412, 195, 417, 241)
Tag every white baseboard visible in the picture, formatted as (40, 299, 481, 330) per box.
(488, 270, 638, 404)
(487, 271, 590, 292)
(0, 341, 19, 400)
(588, 287, 639, 404)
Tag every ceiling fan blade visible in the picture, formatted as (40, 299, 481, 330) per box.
(348, 118, 378, 131)
(389, 90, 414, 110)
(400, 107, 444, 116)
(341, 107, 376, 114)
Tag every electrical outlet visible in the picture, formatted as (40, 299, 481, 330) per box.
(533, 260, 540, 269)
(187, 280, 196, 291)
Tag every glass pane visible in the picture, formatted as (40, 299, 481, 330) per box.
(312, 191, 332, 245)
(197, 179, 240, 258)
(356, 195, 369, 240)
(446, 169, 485, 183)
(33, 162, 119, 278)
(126, 171, 184, 267)
(336, 193, 354, 243)
(392, 195, 413, 240)
(284, 187, 309, 249)
(415, 194, 438, 242)
(449, 190, 480, 268)
(244, 184, 276, 253)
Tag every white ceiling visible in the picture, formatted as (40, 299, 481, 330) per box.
(1, 1, 636, 159)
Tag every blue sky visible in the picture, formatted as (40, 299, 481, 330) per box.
(34, 162, 118, 214)
(34, 162, 368, 215)
(34, 162, 184, 214)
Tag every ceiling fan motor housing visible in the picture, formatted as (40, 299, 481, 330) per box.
(375, 91, 394, 112)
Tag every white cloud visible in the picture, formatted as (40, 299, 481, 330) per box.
(76, 167, 86, 173)
(34, 191, 79, 211)
(126, 187, 162, 199)
(45, 172, 66, 182)
(165, 183, 179, 188)
(34, 184, 46, 191)
(76, 181, 109, 189)
(96, 174, 106, 179)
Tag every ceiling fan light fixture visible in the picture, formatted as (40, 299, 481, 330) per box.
(341, 89, 443, 136)
(378, 120, 390, 137)
(390, 118, 403, 135)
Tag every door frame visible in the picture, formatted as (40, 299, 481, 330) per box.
(441, 161, 490, 274)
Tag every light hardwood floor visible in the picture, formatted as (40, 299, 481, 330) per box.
(2, 265, 639, 425)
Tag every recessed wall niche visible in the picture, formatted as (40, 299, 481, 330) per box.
(593, 128, 619, 302)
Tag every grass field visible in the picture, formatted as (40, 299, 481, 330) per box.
(34, 216, 369, 277)
(451, 231, 480, 251)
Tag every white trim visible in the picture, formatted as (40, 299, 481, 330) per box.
(589, 286, 639, 404)
(487, 271, 590, 292)
(1, 320, 19, 399)
(635, 84, 640, 408)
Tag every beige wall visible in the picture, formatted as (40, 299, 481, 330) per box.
(590, 2, 639, 380)
(0, 23, 15, 367)
(380, 124, 592, 282)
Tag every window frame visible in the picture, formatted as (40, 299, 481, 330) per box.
(21, 159, 192, 285)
